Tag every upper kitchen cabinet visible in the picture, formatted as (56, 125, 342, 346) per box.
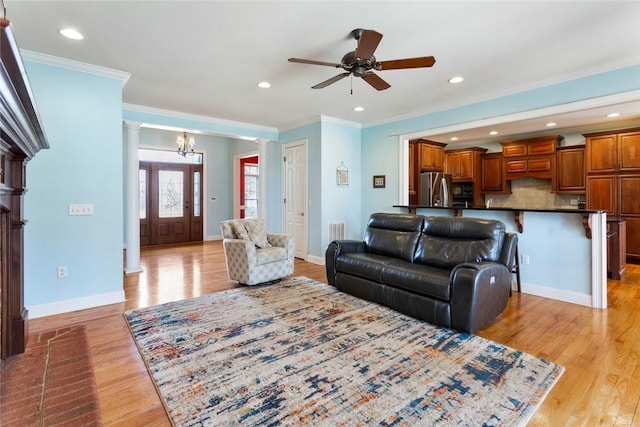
(555, 145, 585, 194)
(444, 147, 487, 182)
(585, 128, 640, 174)
(501, 135, 561, 181)
(414, 139, 446, 172)
(480, 152, 510, 194)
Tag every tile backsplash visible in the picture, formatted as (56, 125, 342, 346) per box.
(486, 177, 582, 209)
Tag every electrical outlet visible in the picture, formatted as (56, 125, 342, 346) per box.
(521, 254, 530, 265)
(57, 266, 68, 279)
(570, 199, 579, 206)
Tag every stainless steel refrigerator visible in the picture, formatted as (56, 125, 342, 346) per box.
(419, 172, 453, 207)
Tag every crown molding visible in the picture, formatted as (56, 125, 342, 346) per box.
(20, 50, 131, 87)
(123, 103, 278, 137)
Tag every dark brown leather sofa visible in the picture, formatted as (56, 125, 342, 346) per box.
(325, 213, 518, 333)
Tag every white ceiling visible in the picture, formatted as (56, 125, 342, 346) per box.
(5, 1, 640, 144)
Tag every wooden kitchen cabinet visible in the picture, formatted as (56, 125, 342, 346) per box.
(587, 174, 640, 263)
(408, 141, 417, 204)
(556, 145, 585, 193)
(585, 129, 640, 174)
(445, 147, 486, 181)
(607, 219, 626, 280)
(481, 152, 510, 193)
(585, 128, 640, 263)
(501, 135, 560, 180)
(415, 139, 446, 172)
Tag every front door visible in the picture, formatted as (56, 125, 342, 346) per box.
(140, 161, 203, 246)
(283, 141, 307, 259)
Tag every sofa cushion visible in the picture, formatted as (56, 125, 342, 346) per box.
(415, 216, 505, 269)
(363, 213, 423, 262)
(256, 246, 287, 265)
(230, 221, 251, 241)
(336, 253, 399, 283)
(381, 260, 451, 301)
(244, 219, 272, 249)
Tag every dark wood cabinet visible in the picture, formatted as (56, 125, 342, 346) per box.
(556, 145, 585, 193)
(501, 135, 560, 181)
(607, 220, 626, 280)
(585, 128, 640, 264)
(481, 152, 510, 193)
(415, 139, 446, 172)
(586, 129, 640, 174)
(445, 147, 486, 182)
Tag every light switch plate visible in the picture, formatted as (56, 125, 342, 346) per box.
(68, 204, 94, 215)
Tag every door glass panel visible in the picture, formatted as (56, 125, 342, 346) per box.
(193, 171, 201, 217)
(139, 169, 147, 219)
(244, 163, 259, 219)
(158, 170, 184, 218)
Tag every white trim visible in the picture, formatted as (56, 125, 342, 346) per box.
(590, 213, 608, 309)
(520, 283, 592, 308)
(319, 115, 362, 128)
(21, 49, 131, 86)
(28, 291, 126, 319)
(306, 255, 325, 266)
(279, 116, 321, 132)
(124, 103, 278, 136)
(205, 234, 223, 241)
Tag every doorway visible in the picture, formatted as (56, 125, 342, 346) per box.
(239, 155, 259, 219)
(282, 140, 307, 259)
(139, 161, 203, 246)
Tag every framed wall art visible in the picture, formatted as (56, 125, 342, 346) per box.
(373, 175, 386, 188)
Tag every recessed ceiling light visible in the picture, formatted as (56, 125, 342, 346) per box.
(450, 137, 458, 141)
(353, 106, 364, 112)
(257, 81, 271, 89)
(546, 122, 557, 127)
(607, 112, 620, 118)
(59, 28, 84, 40)
(448, 76, 464, 84)
(489, 130, 498, 135)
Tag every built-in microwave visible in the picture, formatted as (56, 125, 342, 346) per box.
(451, 182, 474, 207)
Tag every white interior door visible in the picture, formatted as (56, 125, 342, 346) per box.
(283, 141, 307, 259)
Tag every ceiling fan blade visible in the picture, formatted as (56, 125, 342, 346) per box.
(311, 72, 351, 89)
(288, 58, 342, 68)
(362, 72, 390, 91)
(378, 56, 436, 70)
(355, 29, 382, 60)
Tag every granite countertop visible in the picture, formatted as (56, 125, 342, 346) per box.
(393, 205, 604, 214)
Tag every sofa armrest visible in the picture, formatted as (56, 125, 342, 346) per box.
(325, 240, 366, 286)
(449, 262, 511, 333)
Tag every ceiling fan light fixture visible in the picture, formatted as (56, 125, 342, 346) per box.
(59, 28, 84, 40)
(353, 106, 364, 112)
(448, 76, 464, 84)
(257, 81, 271, 89)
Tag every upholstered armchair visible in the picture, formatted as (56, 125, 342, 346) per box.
(219, 218, 295, 285)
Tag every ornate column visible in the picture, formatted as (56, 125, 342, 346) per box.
(256, 139, 269, 224)
(124, 121, 143, 274)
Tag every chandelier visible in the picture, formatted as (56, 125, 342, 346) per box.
(176, 131, 195, 157)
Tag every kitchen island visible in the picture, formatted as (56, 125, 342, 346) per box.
(393, 205, 607, 309)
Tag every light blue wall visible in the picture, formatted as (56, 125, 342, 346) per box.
(321, 120, 362, 248)
(23, 61, 124, 308)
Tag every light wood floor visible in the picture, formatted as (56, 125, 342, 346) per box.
(28, 241, 640, 426)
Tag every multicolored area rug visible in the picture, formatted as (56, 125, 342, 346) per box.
(125, 276, 563, 426)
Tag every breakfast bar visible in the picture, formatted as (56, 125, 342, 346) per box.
(393, 205, 608, 309)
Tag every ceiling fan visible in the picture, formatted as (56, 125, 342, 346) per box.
(288, 28, 436, 91)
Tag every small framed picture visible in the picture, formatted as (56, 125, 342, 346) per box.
(337, 169, 349, 186)
(373, 175, 386, 188)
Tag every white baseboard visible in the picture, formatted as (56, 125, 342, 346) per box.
(28, 291, 126, 319)
(307, 255, 325, 265)
(521, 282, 592, 307)
(206, 234, 223, 241)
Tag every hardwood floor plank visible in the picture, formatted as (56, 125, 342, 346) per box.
(25, 241, 640, 426)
